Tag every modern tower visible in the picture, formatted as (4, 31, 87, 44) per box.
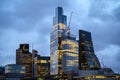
(50, 7, 67, 75)
(79, 30, 101, 70)
(50, 7, 78, 75)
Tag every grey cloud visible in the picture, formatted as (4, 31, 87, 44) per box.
(0, 0, 70, 31)
(113, 6, 120, 21)
(83, 0, 120, 72)
(66, 0, 120, 72)
(116, 51, 120, 62)
(80, 0, 120, 51)
(0, 0, 71, 65)
(0, 0, 120, 72)
(0, 10, 14, 28)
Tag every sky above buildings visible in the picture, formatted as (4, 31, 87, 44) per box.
(0, 0, 120, 73)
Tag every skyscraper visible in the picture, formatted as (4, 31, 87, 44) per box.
(50, 7, 78, 75)
(50, 7, 67, 75)
(16, 44, 32, 77)
(79, 30, 101, 70)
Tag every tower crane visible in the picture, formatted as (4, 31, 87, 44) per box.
(67, 11, 73, 37)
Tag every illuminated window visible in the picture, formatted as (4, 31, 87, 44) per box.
(58, 64, 62, 67)
(41, 60, 47, 63)
(59, 23, 65, 29)
(59, 54, 62, 58)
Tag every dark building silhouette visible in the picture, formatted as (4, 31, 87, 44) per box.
(79, 30, 101, 70)
(16, 44, 32, 77)
(0, 66, 5, 80)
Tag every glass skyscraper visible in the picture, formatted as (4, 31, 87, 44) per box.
(79, 30, 101, 70)
(50, 7, 78, 75)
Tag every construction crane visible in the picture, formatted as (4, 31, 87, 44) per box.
(67, 11, 73, 37)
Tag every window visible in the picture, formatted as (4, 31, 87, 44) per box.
(41, 60, 47, 63)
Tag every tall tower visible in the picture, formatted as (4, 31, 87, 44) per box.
(79, 30, 101, 70)
(50, 7, 78, 75)
(50, 7, 67, 75)
(16, 44, 32, 77)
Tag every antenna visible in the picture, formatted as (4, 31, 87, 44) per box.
(67, 11, 73, 37)
(32, 43, 33, 51)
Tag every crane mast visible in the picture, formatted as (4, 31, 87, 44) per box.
(67, 11, 73, 37)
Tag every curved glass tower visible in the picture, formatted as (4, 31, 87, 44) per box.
(79, 30, 101, 70)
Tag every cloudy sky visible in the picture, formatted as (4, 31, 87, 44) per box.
(0, 0, 120, 73)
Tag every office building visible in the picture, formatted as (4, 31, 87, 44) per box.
(50, 7, 78, 75)
(16, 44, 32, 77)
(32, 49, 50, 77)
(79, 30, 101, 70)
(61, 34, 78, 73)
(72, 29, 120, 80)
(5, 64, 26, 80)
(50, 6, 67, 75)
(37, 55, 50, 77)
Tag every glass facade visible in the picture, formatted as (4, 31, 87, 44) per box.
(61, 39, 78, 72)
(37, 55, 50, 77)
(79, 30, 101, 70)
(50, 7, 78, 75)
(5, 64, 25, 74)
(5, 64, 26, 80)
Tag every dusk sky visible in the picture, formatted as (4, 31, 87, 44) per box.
(0, 0, 120, 73)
